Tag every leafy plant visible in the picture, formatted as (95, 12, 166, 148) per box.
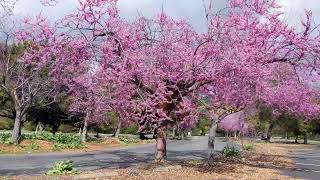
(0, 133, 12, 144)
(31, 140, 40, 150)
(223, 146, 240, 156)
(46, 160, 78, 175)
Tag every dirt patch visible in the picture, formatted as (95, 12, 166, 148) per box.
(0, 140, 55, 154)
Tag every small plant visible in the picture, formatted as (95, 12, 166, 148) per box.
(119, 136, 140, 144)
(243, 143, 255, 151)
(223, 146, 240, 157)
(46, 160, 78, 175)
(0, 133, 12, 144)
(31, 140, 40, 150)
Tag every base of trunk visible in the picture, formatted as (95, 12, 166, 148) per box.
(155, 126, 167, 162)
(12, 114, 22, 145)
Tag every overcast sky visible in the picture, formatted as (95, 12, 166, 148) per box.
(12, 0, 320, 32)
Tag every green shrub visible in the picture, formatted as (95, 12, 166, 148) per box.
(31, 140, 40, 150)
(243, 143, 255, 151)
(191, 128, 201, 136)
(0, 133, 12, 144)
(58, 124, 78, 133)
(223, 146, 240, 157)
(0, 119, 14, 130)
(121, 124, 139, 134)
(46, 160, 78, 175)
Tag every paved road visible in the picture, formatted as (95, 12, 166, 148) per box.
(0, 136, 228, 176)
(284, 148, 320, 180)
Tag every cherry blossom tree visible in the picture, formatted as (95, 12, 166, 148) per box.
(17, 0, 320, 161)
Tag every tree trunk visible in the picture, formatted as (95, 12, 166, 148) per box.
(172, 127, 176, 139)
(208, 117, 218, 159)
(52, 120, 57, 135)
(113, 120, 121, 138)
(95, 126, 99, 138)
(35, 121, 44, 133)
(303, 134, 308, 144)
(295, 136, 298, 143)
(12, 110, 23, 144)
(266, 123, 274, 142)
(155, 125, 167, 162)
(81, 114, 89, 143)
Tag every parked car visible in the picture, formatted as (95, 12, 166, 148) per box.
(261, 134, 268, 140)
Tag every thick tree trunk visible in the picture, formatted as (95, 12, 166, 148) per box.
(113, 120, 121, 138)
(12, 110, 23, 144)
(155, 126, 167, 162)
(266, 123, 274, 142)
(295, 136, 298, 143)
(303, 134, 308, 144)
(81, 114, 89, 143)
(208, 117, 218, 159)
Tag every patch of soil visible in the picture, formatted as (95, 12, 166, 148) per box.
(0, 140, 55, 154)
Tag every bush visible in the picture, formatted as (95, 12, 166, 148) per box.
(191, 128, 201, 136)
(243, 143, 255, 151)
(31, 140, 40, 150)
(0, 133, 12, 144)
(121, 124, 139, 135)
(0, 119, 14, 130)
(46, 160, 78, 175)
(58, 124, 78, 133)
(223, 146, 240, 156)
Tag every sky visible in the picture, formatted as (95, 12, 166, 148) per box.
(10, 0, 320, 31)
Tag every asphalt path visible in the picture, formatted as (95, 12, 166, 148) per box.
(284, 148, 320, 180)
(0, 136, 228, 176)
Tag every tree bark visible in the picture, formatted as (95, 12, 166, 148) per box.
(12, 110, 22, 144)
(95, 126, 99, 138)
(113, 120, 121, 138)
(81, 113, 89, 143)
(303, 134, 308, 144)
(35, 121, 44, 133)
(155, 125, 167, 162)
(172, 127, 176, 139)
(266, 123, 274, 142)
(208, 117, 218, 159)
